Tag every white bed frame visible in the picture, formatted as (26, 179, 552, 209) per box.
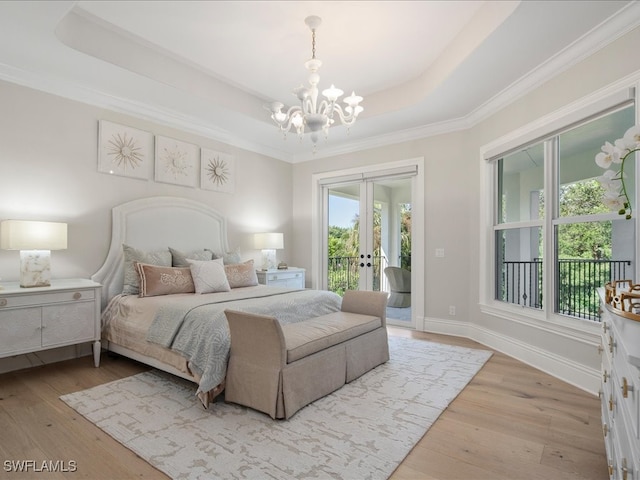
(91, 196, 231, 380)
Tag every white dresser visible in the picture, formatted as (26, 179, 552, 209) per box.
(0, 279, 102, 367)
(599, 292, 640, 480)
(256, 268, 305, 289)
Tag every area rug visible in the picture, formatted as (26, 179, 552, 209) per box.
(61, 336, 492, 480)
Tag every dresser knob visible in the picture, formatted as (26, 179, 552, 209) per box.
(621, 377, 634, 398)
(603, 371, 609, 383)
(73, 292, 82, 300)
(0, 298, 7, 307)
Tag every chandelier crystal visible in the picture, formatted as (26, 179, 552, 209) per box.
(265, 16, 363, 150)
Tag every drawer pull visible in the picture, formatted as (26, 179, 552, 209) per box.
(621, 458, 628, 480)
(609, 335, 616, 353)
(597, 344, 604, 355)
(603, 423, 608, 437)
(0, 298, 6, 307)
(621, 377, 634, 398)
(609, 394, 614, 412)
(73, 292, 82, 300)
(608, 463, 614, 477)
(602, 321, 608, 333)
(603, 370, 609, 383)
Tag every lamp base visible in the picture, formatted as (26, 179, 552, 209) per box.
(20, 250, 51, 288)
(261, 249, 277, 271)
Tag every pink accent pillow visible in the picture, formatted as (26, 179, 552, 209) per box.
(135, 262, 195, 297)
(225, 260, 258, 288)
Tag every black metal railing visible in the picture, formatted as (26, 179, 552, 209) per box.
(328, 255, 401, 295)
(500, 258, 632, 321)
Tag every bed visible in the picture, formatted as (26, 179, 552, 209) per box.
(91, 196, 342, 406)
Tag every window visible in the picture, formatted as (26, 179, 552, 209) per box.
(489, 103, 636, 322)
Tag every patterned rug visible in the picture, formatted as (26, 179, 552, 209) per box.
(61, 336, 492, 480)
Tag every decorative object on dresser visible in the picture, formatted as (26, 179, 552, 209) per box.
(598, 287, 640, 479)
(256, 267, 305, 289)
(0, 220, 67, 287)
(253, 232, 284, 270)
(0, 278, 102, 367)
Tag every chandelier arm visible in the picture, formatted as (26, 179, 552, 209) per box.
(324, 104, 359, 126)
(271, 106, 303, 132)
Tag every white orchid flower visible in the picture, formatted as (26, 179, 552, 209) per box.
(623, 125, 640, 147)
(595, 141, 622, 168)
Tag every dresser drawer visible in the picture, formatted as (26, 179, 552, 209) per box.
(0, 288, 96, 308)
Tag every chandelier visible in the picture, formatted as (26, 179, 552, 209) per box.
(265, 15, 363, 149)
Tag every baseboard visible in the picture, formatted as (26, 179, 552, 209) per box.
(422, 316, 601, 395)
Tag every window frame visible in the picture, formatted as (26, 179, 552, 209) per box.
(479, 84, 639, 333)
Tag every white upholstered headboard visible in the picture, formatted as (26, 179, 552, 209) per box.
(92, 196, 230, 308)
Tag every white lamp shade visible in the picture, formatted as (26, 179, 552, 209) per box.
(0, 220, 68, 250)
(254, 232, 284, 250)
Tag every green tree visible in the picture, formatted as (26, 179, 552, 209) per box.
(558, 180, 611, 259)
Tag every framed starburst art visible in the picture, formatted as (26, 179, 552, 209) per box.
(201, 149, 235, 193)
(98, 120, 153, 180)
(154, 136, 199, 187)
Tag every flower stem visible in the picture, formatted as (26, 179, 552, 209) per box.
(619, 148, 639, 219)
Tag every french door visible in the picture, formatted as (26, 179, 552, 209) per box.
(318, 161, 422, 327)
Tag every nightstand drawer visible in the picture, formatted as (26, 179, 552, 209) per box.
(0, 289, 96, 308)
(268, 272, 302, 282)
(256, 268, 305, 289)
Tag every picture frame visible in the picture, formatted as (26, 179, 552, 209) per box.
(200, 149, 235, 193)
(97, 120, 153, 180)
(154, 135, 199, 187)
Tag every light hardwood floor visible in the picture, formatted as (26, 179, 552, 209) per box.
(0, 328, 607, 479)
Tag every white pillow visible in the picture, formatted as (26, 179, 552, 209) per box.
(187, 258, 231, 294)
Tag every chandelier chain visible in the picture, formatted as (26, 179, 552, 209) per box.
(311, 28, 316, 59)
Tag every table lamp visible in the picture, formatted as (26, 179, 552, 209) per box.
(0, 220, 68, 287)
(254, 232, 283, 270)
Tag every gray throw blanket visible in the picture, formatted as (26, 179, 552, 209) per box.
(146, 288, 342, 396)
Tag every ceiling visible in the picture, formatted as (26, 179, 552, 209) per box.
(0, 1, 639, 163)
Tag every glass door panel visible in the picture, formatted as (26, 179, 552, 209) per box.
(326, 177, 413, 325)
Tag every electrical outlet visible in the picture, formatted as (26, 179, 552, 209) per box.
(449, 306, 456, 316)
(435, 248, 445, 258)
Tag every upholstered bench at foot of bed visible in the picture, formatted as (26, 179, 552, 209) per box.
(224, 290, 389, 419)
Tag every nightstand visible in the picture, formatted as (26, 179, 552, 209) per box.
(256, 267, 305, 289)
(0, 279, 102, 367)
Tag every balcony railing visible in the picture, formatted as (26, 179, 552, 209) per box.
(500, 258, 632, 321)
(327, 255, 410, 295)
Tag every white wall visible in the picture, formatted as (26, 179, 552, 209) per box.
(292, 25, 640, 394)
